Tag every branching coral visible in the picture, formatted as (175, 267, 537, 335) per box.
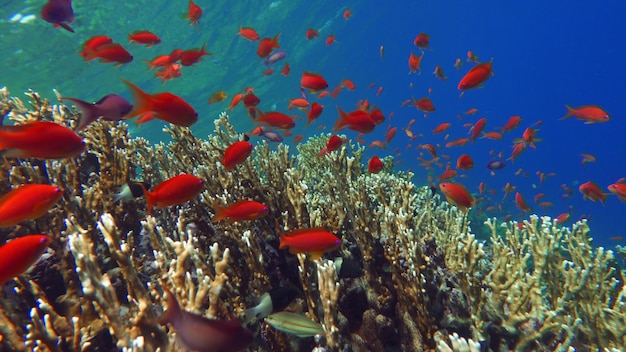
(0, 87, 624, 352)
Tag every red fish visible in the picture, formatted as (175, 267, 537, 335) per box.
(128, 30, 161, 47)
(281, 63, 290, 76)
(159, 287, 253, 351)
(0, 121, 85, 159)
(413, 33, 430, 48)
(368, 156, 384, 173)
(580, 153, 596, 167)
(243, 93, 260, 108)
(212, 200, 269, 222)
(257, 112, 295, 130)
(439, 183, 473, 212)
(319, 135, 346, 156)
(500, 115, 521, 133)
(607, 182, 626, 203)
(83, 43, 134, 65)
(515, 192, 531, 212)
(343, 8, 351, 20)
(257, 34, 281, 58)
(0, 185, 63, 227)
(0, 235, 51, 286)
(433, 66, 446, 82)
(180, 43, 211, 66)
(301, 72, 329, 91)
(307, 102, 324, 126)
(155, 64, 182, 83)
(555, 213, 570, 225)
(229, 93, 244, 111)
(470, 117, 487, 142)
(305, 29, 319, 40)
(456, 154, 474, 170)
(237, 26, 260, 41)
(412, 97, 435, 112)
(79, 36, 113, 59)
(325, 35, 337, 46)
(122, 79, 198, 127)
(185, 0, 203, 29)
(222, 141, 254, 171)
(433, 123, 452, 134)
(41, 0, 74, 33)
(279, 228, 341, 259)
(561, 105, 610, 124)
(408, 52, 423, 74)
(458, 60, 494, 91)
(579, 181, 607, 204)
(141, 174, 204, 215)
(334, 107, 376, 133)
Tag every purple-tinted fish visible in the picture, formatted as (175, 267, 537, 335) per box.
(41, 0, 74, 33)
(61, 95, 133, 131)
(264, 51, 286, 66)
(487, 159, 506, 170)
(258, 127, 283, 142)
(159, 288, 253, 352)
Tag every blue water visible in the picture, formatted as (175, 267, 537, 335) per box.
(1, 1, 624, 248)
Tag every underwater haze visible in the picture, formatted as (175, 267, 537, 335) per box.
(1, 1, 625, 247)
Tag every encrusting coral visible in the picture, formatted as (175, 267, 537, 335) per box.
(0, 86, 625, 351)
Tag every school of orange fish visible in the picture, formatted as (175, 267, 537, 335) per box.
(1, 1, 624, 349)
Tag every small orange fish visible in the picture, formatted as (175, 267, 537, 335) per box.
(343, 8, 351, 20)
(334, 107, 376, 133)
(555, 213, 570, 225)
(281, 63, 290, 76)
(458, 59, 493, 91)
(307, 102, 324, 126)
(142, 174, 204, 215)
(128, 30, 161, 47)
(0, 235, 51, 286)
(185, 0, 203, 29)
(580, 153, 596, 167)
(305, 29, 319, 40)
(279, 228, 341, 259)
(0, 121, 85, 159)
(257, 34, 281, 58)
(515, 192, 531, 212)
(237, 26, 260, 41)
(122, 79, 198, 127)
(561, 105, 610, 124)
(433, 66, 446, 81)
(229, 93, 244, 111)
(607, 182, 626, 203)
(222, 141, 254, 171)
(325, 35, 337, 46)
(579, 181, 607, 204)
(212, 200, 269, 223)
(469, 117, 487, 142)
(0, 184, 63, 228)
(500, 115, 521, 133)
(439, 183, 473, 212)
(413, 33, 430, 48)
(180, 43, 211, 66)
(433, 123, 452, 134)
(301, 72, 328, 91)
(412, 97, 435, 112)
(456, 154, 474, 170)
(408, 52, 423, 74)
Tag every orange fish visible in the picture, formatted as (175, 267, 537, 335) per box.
(0, 184, 63, 228)
(470, 117, 487, 142)
(301, 72, 329, 91)
(580, 153, 596, 167)
(607, 182, 626, 203)
(122, 79, 198, 127)
(555, 213, 570, 225)
(481, 131, 503, 140)
(325, 35, 337, 46)
(500, 115, 522, 133)
(319, 135, 346, 156)
(142, 174, 204, 215)
(305, 29, 319, 40)
(413, 33, 430, 48)
(561, 105, 610, 124)
(343, 8, 351, 20)
(433, 66, 446, 82)
(439, 183, 473, 212)
(229, 93, 244, 111)
(257, 34, 281, 58)
(433, 123, 452, 134)
(412, 97, 435, 112)
(0, 235, 51, 286)
(579, 181, 608, 204)
(79, 36, 113, 59)
(83, 43, 134, 66)
(185, 0, 203, 29)
(408, 52, 423, 74)
(180, 43, 211, 66)
(128, 30, 161, 47)
(368, 156, 384, 173)
(456, 154, 474, 170)
(458, 59, 493, 91)
(515, 192, 531, 212)
(0, 121, 85, 159)
(257, 112, 296, 130)
(237, 26, 260, 41)
(212, 200, 269, 223)
(288, 98, 310, 110)
(334, 107, 376, 133)
(279, 228, 341, 259)
(222, 141, 254, 171)
(281, 63, 290, 76)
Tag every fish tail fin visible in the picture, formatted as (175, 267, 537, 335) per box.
(278, 234, 288, 249)
(158, 288, 182, 325)
(140, 183, 155, 215)
(333, 106, 347, 131)
(561, 105, 575, 119)
(272, 33, 281, 49)
(212, 202, 227, 222)
(121, 79, 154, 119)
(243, 306, 261, 325)
(60, 97, 98, 131)
(56, 22, 75, 33)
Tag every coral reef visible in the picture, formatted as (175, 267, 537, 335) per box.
(0, 86, 624, 351)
